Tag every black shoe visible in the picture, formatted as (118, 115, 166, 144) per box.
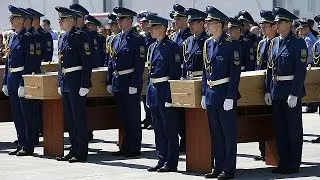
(254, 156, 265, 161)
(280, 168, 299, 174)
(123, 152, 140, 157)
(111, 151, 125, 156)
(8, 148, 21, 155)
(64, 146, 72, 150)
(68, 156, 87, 163)
(56, 153, 74, 161)
(157, 166, 177, 172)
(205, 170, 222, 178)
(88, 132, 93, 141)
(272, 167, 283, 174)
(147, 164, 163, 172)
(16, 149, 34, 156)
(217, 172, 234, 180)
(312, 137, 320, 143)
(147, 125, 154, 130)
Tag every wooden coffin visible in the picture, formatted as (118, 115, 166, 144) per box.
(169, 68, 320, 108)
(23, 67, 111, 100)
(40, 61, 59, 73)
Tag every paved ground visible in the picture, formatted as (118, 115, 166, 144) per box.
(0, 112, 320, 180)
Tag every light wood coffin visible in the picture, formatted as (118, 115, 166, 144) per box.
(40, 62, 59, 73)
(23, 67, 111, 100)
(169, 68, 320, 108)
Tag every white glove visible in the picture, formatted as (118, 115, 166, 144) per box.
(2, 85, 8, 96)
(129, 87, 137, 94)
(58, 87, 62, 96)
(201, 96, 206, 109)
(107, 85, 113, 94)
(264, 93, 272, 105)
(287, 94, 298, 108)
(164, 102, 172, 107)
(18, 86, 25, 98)
(223, 99, 234, 111)
(79, 88, 89, 97)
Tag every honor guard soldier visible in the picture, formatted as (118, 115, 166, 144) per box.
(265, 7, 307, 174)
(170, 4, 192, 45)
(107, 7, 145, 157)
(297, 20, 318, 113)
(2, 5, 37, 156)
(227, 18, 251, 73)
(181, 8, 209, 79)
(55, 6, 92, 163)
(84, 15, 106, 67)
(145, 13, 181, 173)
(171, 4, 192, 152)
(69, 3, 96, 141)
(202, 7, 241, 180)
(237, 10, 258, 71)
(26, 7, 54, 143)
(256, 10, 277, 70)
(17, 7, 43, 153)
(105, 13, 121, 66)
(27, 8, 53, 62)
(311, 15, 320, 143)
(253, 10, 277, 161)
(299, 19, 317, 68)
(137, 11, 156, 130)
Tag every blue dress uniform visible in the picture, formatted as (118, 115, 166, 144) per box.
(27, 8, 53, 62)
(138, 11, 156, 129)
(170, 4, 192, 46)
(145, 14, 181, 172)
(108, 7, 145, 156)
(55, 7, 92, 162)
(84, 15, 106, 67)
(2, 6, 37, 155)
(105, 13, 119, 66)
(18, 8, 43, 152)
(256, 11, 276, 70)
(227, 18, 251, 72)
(299, 19, 317, 68)
(170, 4, 192, 152)
(203, 7, 241, 178)
(181, 8, 209, 79)
(238, 11, 259, 71)
(266, 7, 307, 174)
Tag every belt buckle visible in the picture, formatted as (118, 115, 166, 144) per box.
(187, 71, 193, 79)
(62, 68, 66, 75)
(209, 81, 214, 88)
(272, 75, 279, 81)
(114, 70, 119, 77)
(8, 68, 11, 73)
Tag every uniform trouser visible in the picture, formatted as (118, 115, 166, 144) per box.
(150, 106, 179, 168)
(272, 99, 303, 169)
(207, 104, 237, 174)
(20, 98, 39, 150)
(62, 92, 88, 158)
(175, 107, 185, 148)
(114, 92, 142, 154)
(142, 95, 152, 126)
(9, 90, 25, 149)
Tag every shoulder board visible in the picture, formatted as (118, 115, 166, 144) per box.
(132, 31, 140, 38)
(24, 32, 32, 36)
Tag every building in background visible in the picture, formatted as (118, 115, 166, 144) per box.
(0, 0, 319, 31)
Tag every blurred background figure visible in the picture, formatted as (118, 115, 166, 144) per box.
(42, 19, 58, 40)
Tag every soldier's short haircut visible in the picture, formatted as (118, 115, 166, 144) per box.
(43, 19, 50, 25)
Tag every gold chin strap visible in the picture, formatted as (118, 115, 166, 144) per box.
(203, 38, 211, 73)
(256, 40, 262, 66)
(267, 39, 274, 69)
(147, 45, 152, 72)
